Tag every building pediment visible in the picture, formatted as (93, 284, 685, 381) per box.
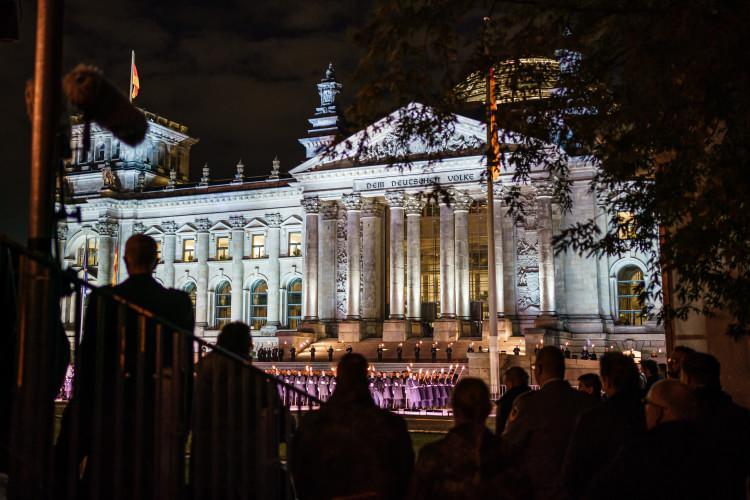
(244, 217, 268, 229)
(290, 102, 521, 175)
(209, 221, 232, 232)
(281, 215, 303, 226)
(176, 223, 197, 234)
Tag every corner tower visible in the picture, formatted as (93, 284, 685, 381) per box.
(298, 63, 342, 159)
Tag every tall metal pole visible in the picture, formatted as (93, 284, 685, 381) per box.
(10, 0, 64, 496)
(483, 17, 500, 398)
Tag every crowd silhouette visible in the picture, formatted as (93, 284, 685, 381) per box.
(35, 235, 750, 499)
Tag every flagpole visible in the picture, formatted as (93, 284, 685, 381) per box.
(129, 50, 134, 103)
(483, 16, 500, 399)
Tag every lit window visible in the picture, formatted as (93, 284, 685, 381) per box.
(184, 282, 197, 317)
(288, 231, 302, 256)
(112, 141, 120, 160)
(76, 238, 99, 267)
(182, 239, 195, 262)
(155, 240, 162, 262)
(216, 236, 230, 260)
(249, 280, 268, 330)
(251, 234, 266, 258)
(617, 211, 637, 240)
(214, 282, 232, 328)
(286, 279, 302, 329)
(617, 266, 645, 326)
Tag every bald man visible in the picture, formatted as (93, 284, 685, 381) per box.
(56, 234, 195, 497)
(502, 346, 597, 500)
(588, 379, 711, 500)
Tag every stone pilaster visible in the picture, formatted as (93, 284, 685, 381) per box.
(195, 218, 210, 327)
(405, 194, 425, 321)
(265, 213, 282, 329)
(318, 201, 338, 321)
(95, 219, 118, 286)
(229, 215, 245, 322)
(453, 190, 472, 320)
(361, 198, 384, 321)
(341, 193, 362, 319)
(439, 202, 456, 318)
(162, 220, 177, 288)
(56, 223, 68, 266)
(535, 182, 557, 325)
(301, 197, 320, 320)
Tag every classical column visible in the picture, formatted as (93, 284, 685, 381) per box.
(405, 194, 425, 321)
(302, 196, 320, 320)
(318, 201, 338, 321)
(56, 223, 67, 266)
(341, 193, 362, 319)
(96, 219, 117, 286)
(195, 218, 210, 327)
(453, 191, 472, 319)
(229, 215, 245, 322)
(361, 198, 384, 320)
(385, 191, 406, 319)
(161, 220, 177, 288)
(536, 182, 557, 320)
(439, 202, 456, 318)
(265, 213, 282, 327)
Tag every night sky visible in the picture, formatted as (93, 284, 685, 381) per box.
(0, 0, 369, 240)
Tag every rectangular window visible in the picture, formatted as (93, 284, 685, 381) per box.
(288, 231, 302, 256)
(216, 236, 230, 260)
(155, 240, 162, 262)
(112, 141, 120, 159)
(76, 238, 99, 267)
(182, 239, 195, 262)
(251, 234, 266, 258)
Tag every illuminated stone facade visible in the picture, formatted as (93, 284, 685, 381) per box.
(59, 66, 664, 353)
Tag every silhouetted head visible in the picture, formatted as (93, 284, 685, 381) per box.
(645, 379, 697, 429)
(217, 322, 251, 358)
(124, 234, 158, 276)
(333, 353, 370, 398)
(451, 378, 491, 426)
(640, 359, 659, 379)
(667, 345, 695, 379)
(599, 352, 640, 397)
(503, 366, 530, 390)
(534, 346, 565, 385)
(577, 373, 602, 399)
(681, 352, 721, 391)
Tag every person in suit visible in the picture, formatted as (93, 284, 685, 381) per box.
(55, 235, 194, 499)
(561, 352, 645, 499)
(495, 367, 530, 435)
(409, 378, 502, 500)
(502, 346, 597, 500)
(681, 352, 750, 499)
(587, 380, 711, 500)
(317, 371, 330, 403)
(190, 322, 285, 499)
(291, 354, 414, 500)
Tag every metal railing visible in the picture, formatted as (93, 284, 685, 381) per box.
(1, 235, 320, 499)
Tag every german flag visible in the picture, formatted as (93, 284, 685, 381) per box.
(130, 51, 140, 101)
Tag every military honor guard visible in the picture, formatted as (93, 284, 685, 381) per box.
(327, 345, 334, 361)
(290, 346, 297, 361)
(446, 344, 453, 362)
(310, 345, 316, 362)
(396, 343, 403, 362)
(414, 342, 421, 362)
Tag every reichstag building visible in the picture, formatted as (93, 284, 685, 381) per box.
(58, 65, 664, 354)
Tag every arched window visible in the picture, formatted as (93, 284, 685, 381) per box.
(215, 282, 232, 329)
(286, 279, 302, 329)
(184, 282, 197, 317)
(249, 280, 268, 330)
(617, 266, 645, 326)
